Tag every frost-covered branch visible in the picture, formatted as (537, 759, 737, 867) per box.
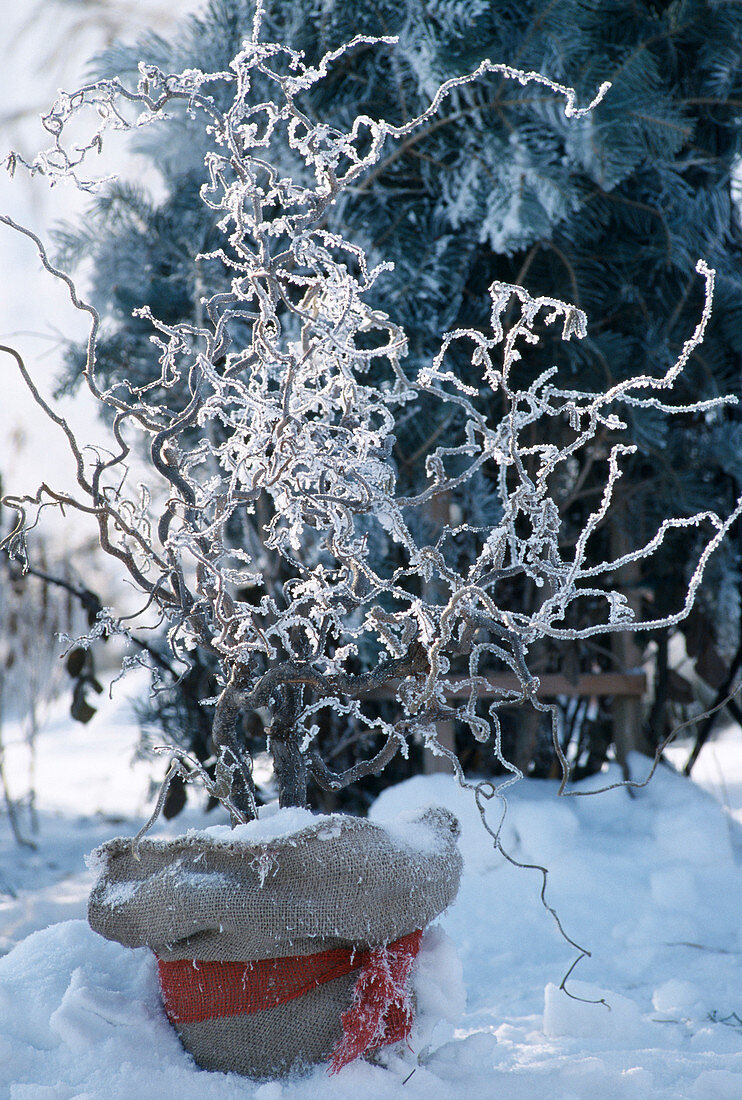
(2, 10, 738, 815)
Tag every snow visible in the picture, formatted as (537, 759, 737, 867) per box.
(189, 803, 451, 854)
(2, 675, 742, 1097)
(195, 807, 325, 846)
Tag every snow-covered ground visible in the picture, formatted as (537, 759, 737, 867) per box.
(1, 676, 741, 1098)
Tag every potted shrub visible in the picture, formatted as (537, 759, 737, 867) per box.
(1, 5, 738, 1079)
(87, 804, 461, 1077)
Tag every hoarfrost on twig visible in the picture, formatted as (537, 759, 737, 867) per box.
(0, 15, 738, 826)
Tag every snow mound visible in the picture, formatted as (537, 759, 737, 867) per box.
(543, 981, 646, 1045)
(0, 919, 464, 1099)
(0, 921, 193, 1099)
(3, 744, 742, 1097)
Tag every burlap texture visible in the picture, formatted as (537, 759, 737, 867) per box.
(177, 971, 359, 1078)
(87, 805, 462, 1078)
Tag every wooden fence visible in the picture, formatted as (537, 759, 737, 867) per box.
(368, 671, 647, 772)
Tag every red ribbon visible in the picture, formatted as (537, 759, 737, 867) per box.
(328, 930, 422, 1073)
(157, 929, 422, 1071)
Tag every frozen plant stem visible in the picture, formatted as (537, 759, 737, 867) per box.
(1, 8, 739, 822)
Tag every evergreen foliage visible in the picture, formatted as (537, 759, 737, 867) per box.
(56, 0, 742, 792)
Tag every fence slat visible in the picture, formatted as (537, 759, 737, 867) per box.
(368, 671, 646, 701)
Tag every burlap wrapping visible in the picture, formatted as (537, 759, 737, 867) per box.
(88, 805, 462, 1078)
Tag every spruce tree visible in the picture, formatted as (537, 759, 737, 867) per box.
(56, 0, 742, 792)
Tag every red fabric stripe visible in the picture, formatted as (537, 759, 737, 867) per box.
(156, 930, 422, 1029)
(329, 929, 422, 1072)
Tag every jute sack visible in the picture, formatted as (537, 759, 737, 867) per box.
(88, 805, 462, 1078)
